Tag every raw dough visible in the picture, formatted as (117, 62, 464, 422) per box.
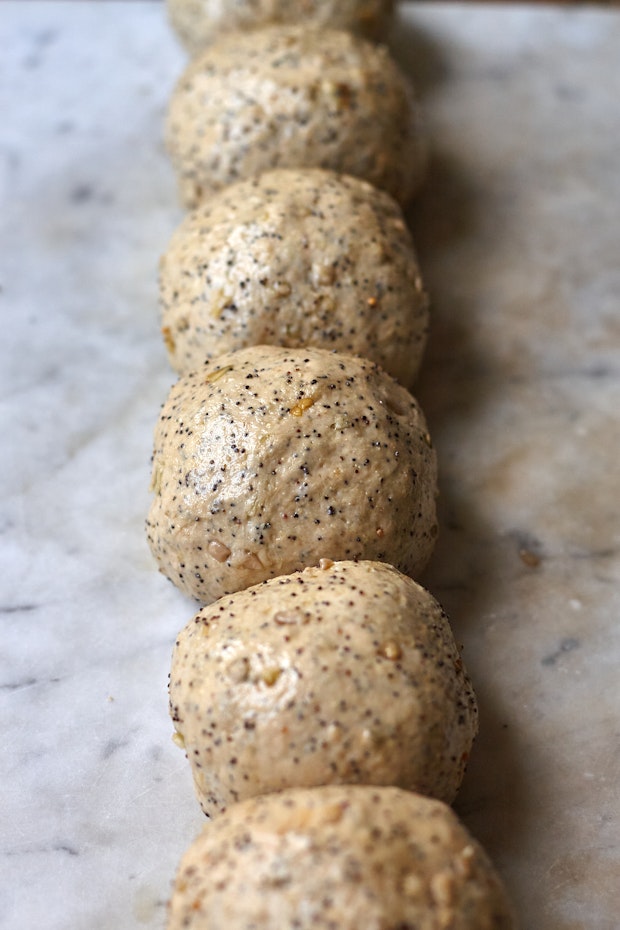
(146, 345, 438, 603)
(165, 25, 426, 209)
(159, 168, 429, 388)
(167, 0, 395, 56)
(167, 785, 518, 930)
(170, 559, 478, 815)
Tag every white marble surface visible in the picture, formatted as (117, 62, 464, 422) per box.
(1, 3, 619, 928)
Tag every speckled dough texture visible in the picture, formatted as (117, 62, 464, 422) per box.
(167, 0, 395, 55)
(170, 560, 478, 815)
(146, 345, 438, 603)
(165, 25, 426, 209)
(160, 169, 429, 387)
(167, 786, 518, 930)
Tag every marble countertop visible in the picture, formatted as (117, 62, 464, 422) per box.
(1, 3, 619, 928)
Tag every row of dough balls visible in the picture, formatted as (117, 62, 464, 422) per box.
(160, 9, 428, 382)
(150, 5, 518, 928)
(166, 562, 517, 929)
(152, 20, 435, 599)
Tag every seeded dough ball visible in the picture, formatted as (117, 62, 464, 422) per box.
(170, 560, 478, 815)
(165, 26, 426, 209)
(167, 0, 395, 56)
(146, 346, 437, 604)
(167, 786, 518, 930)
(160, 169, 429, 388)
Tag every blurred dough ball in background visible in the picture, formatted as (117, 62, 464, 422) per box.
(167, 0, 395, 56)
(160, 168, 429, 388)
(169, 559, 478, 816)
(167, 785, 518, 930)
(146, 345, 438, 604)
(165, 25, 426, 209)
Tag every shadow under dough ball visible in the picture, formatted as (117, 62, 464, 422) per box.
(146, 345, 438, 604)
(167, 786, 519, 930)
(165, 25, 426, 209)
(170, 559, 478, 815)
(159, 168, 429, 387)
(167, 0, 396, 56)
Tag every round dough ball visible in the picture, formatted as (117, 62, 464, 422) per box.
(146, 345, 438, 604)
(167, 786, 518, 930)
(159, 169, 429, 388)
(167, 0, 395, 56)
(170, 559, 478, 815)
(165, 26, 426, 209)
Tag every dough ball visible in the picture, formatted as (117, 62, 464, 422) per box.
(170, 559, 478, 815)
(167, 0, 395, 56)
(146, 346, 438, 604)
(160, 169, 429, 388)
(165, 26, 426, 209)
(167, 786, 518, 930)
